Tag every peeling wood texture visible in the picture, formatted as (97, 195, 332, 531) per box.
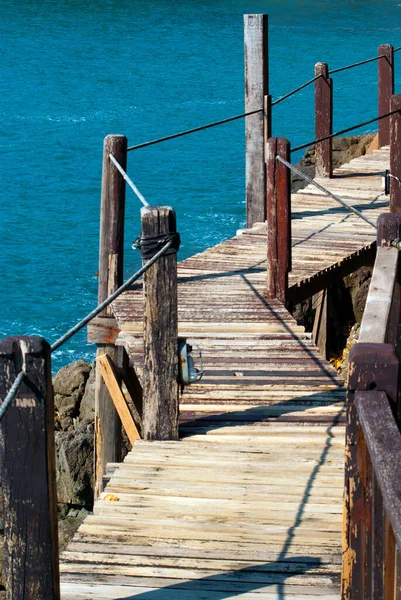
(0, 336, 60, 600)
(244, 14, 269, 227)
(95, 134, 127, 496)
(266, 137, 291, 304)
(378, 45, 394, 148)
(315, 62, 333, 178)
(390, 94, 401, 213)
(141, 206, 179, 441)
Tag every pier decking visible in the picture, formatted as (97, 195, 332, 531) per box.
(59, 147, 389, 598)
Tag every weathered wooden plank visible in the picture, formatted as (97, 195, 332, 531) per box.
(97, 354, 141, 444)
(358, 246, 399, 344)
(378, 44, 394, 148)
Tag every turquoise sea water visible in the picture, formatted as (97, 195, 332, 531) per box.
(2, 0, 401, 370)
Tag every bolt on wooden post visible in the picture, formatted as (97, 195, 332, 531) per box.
(390, 94, 401, 213)
(314, 62, 333, 178)
(141, 206, 179, 440)
(95, 133, 127, 497)
(265, 137, 291, 305)
(378, 44, 394, 148)
(0, 336, 60, 600)
(244, 13, 269, 228)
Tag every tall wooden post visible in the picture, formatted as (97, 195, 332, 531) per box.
(390, 95, 401, 213)
(378, 44, 394, 148)
(141, 206, 179, 440)
(0, 336, 60, 600)
(315, 62, 333, 178)
(95, 134, 127, 497)
(244, 14, 269, 228)
(265, 137, 291, 305)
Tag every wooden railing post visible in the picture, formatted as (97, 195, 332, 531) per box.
(315, 62, 333, 178)
(244, 14, 269, 228)
(265, 137, 291, 305)
(390, 94, 401, 213)
(378, 44, 394, 148)
(343, 343, 399, 600)
(0, 336, 60, 600)
(141, 206, 179, 440)
(95, 134, 127, 497)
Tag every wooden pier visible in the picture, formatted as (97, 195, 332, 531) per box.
(59, 147, 389, 598)
(1, 15, 401, 600)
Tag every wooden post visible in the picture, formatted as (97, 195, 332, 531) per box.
(0, 336, 60, 600)
(141, 206, 179, 440)
(265, 137, 291, 305)
(378, 44, 394, 148)
(315, 62, 333, 178)
(244, 14, 269, 228)
(95, 134, 127, 497)
(343, 343, 399, 600)
(390, 95, 401, 213)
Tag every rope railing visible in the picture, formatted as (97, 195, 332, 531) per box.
(0, 239, 174, 421)
(291, 108, 400, 154)
(276, 155, 378, 229)
(329, 53, 387, 76)
(122, 46, 400, 151)
(127, 108, 263, 152)
(271, 74, 323, 106)
(109, 154, 149, 207)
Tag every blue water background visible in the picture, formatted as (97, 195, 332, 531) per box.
(1, 0, 401, 370)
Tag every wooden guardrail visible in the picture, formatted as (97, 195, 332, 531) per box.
(342, 213, 401, 599)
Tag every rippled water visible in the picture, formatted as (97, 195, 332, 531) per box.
(1, 0, 401, 369)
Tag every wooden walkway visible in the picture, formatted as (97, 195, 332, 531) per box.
(60, 147, 389, 598)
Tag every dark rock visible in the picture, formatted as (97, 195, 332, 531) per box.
(292, 133, 376, 193)
(53, 360, 91, 424)
(55, 432, 94, 507)
(79, 362, 96, 422)
(58, 508, 89, 553)
(344, 266, 373, 323)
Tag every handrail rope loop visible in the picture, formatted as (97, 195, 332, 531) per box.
(127, 108, 263, 152)
(276, 155, 378, 229)
(291, 108, 401, 154)
(109, 154, 150, 207)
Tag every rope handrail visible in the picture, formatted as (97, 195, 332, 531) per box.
(109, 154, 149, 207)
(291, 108, 400, 154)
(271, 74, 323, 106)
(329, 53, 386, 76)
(127, 108, 263, 152)
(276, 155, 378, 229)
(0, 239, 174, 420)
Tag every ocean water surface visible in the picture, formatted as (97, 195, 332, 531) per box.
(1, 0, 401, 370)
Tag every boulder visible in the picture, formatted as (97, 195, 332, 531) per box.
(53, 360, 91, 424)
(55, 432, 94, 507)
(58, 508, 89, 552)
(79, 362, 96, 422)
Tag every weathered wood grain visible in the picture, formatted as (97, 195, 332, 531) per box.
(244, 14, 269, 227)
(141, 206, 179, 440)
(315, 62, 332, 178)
(378, 45, 394, 148)
(0, 337, 60, 600)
